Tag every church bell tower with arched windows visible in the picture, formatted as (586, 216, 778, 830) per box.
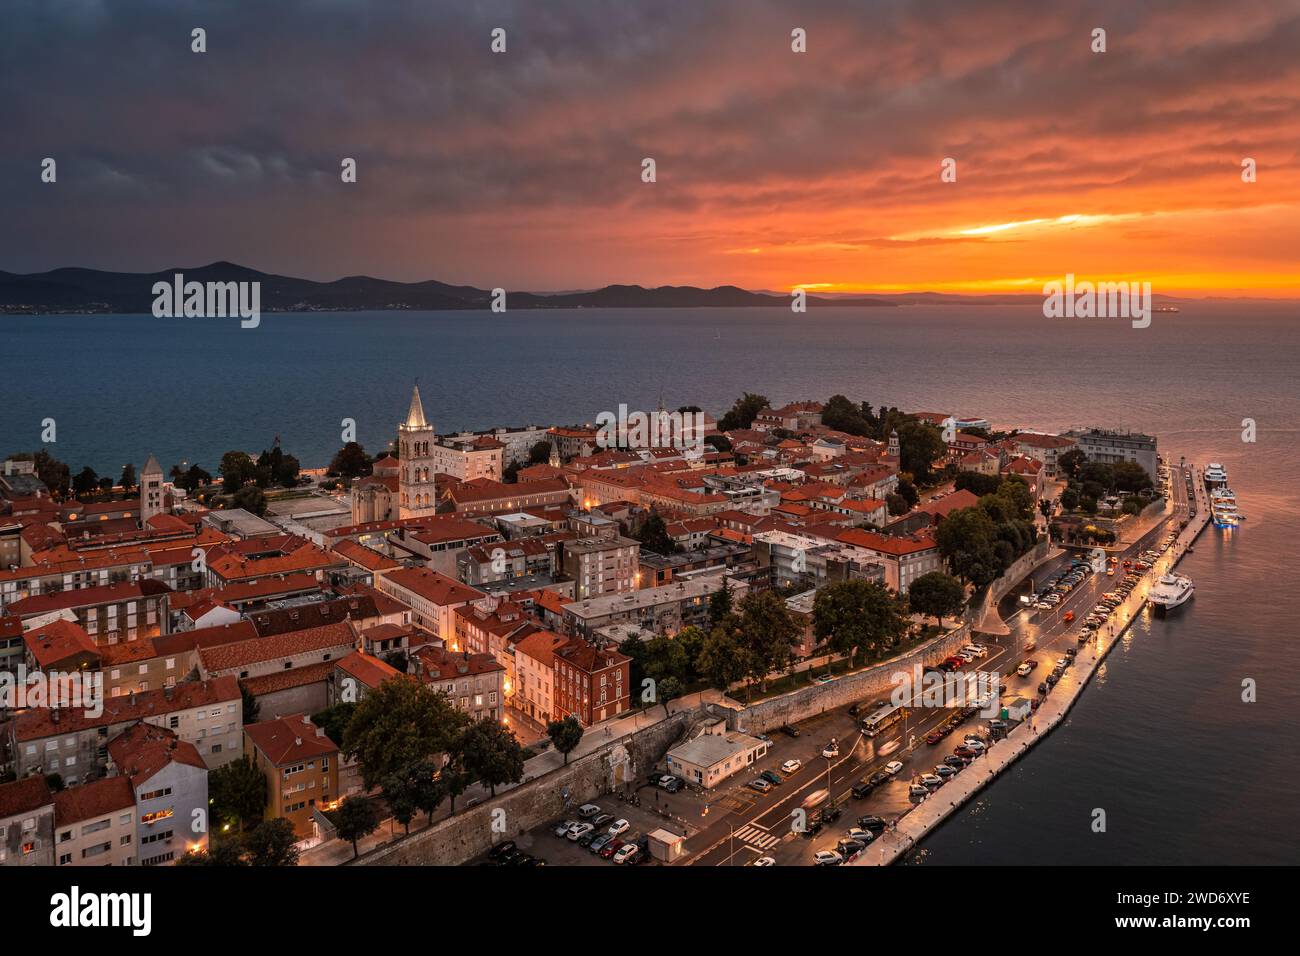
(398, 384, 438, 516)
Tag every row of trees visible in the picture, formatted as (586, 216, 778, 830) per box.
(936, 474, 1039, 586)
(621, 578, 952, 702)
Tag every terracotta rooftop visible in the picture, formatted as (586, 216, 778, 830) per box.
(244, 714, 338, 765)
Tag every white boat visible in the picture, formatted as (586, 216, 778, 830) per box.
(1204, 463, 1229, 487)
(1148, 573, 1194, 613)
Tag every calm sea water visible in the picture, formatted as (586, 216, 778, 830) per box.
(4, 304, 1298, 863)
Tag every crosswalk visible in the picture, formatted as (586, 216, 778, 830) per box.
(732, 824, 782, 850)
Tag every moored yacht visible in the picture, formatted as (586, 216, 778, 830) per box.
(1148, 573, 1194, 614)
(1204, 462, 1229, 487)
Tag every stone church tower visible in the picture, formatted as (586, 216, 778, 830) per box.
(140, 453, 164, 524)
(398, 385, 439, 517)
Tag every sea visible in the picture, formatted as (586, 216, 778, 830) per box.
(3, 303, 1298, 864)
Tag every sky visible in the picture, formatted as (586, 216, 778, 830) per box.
(3, 0, 1299, 296)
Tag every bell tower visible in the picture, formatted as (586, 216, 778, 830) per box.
(398, 384, 438, 516)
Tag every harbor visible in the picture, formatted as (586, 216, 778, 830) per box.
(854, 457, 1214, 866)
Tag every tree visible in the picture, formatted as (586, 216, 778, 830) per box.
(343, 678, 469, 790)
(935, 506, 1000, 586)
(657, 676, 684, 717)
(546, 715, 584, 765)
(1112, 461, 1153, 493)
(381, 769, 419, 836)
(219, 451, 256, 493)
(335, 796, 380, 859)
(736, 591, 801, 693)
(406, 758, 446, 828)
(619, 632, 648, 694)
(176, 839, 248, 866)
(703, 434, 732, 453)
(955, 471, 1001, 497)
(896, 478, 919, 509)
(119, 463, 136, 490)
(708, 583, 734, 630)
(717, 392, 770, 431)
(239, 681, 260, 724)
(813, 579, 910, 669)
(642, 634, 688, 685)
(245, 818, 300, 866)
(208, 755, 267, 831)
(438, 758, 473, 816)
(885, 492, 909, 516)
(696, 623, 750, 691)
(908, 571, 967, 627)
(1060, 486, 1080, 511)
(231, 484, 267, 516)
(175, 463, 212, 493)
(896, 419, 946, 481)
(527, 440, 552, 464)
(329, 441, 372, 480)
(1057, 449, 1089, 481)
(674, 625, 706, 683)
(635, 510, 678, 555)
(454, 719, 525, 797)
(820, 395, 873, 436)
(309, 702, 357, 747)
(72, 466, 99, 497)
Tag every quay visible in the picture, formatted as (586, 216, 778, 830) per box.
(854, 459, 1213, 865)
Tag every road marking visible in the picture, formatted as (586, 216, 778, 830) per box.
(733, 825, 783, 850)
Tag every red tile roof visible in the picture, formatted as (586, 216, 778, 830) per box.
(334, 650, 401, 690)
(13, 677, 241, 741)
(197, 620, 357, 673)
(23, 619, 101, 669)
(383, 567, 486, 607)
(0, 775, 53, 818)
(108, 722, 208, 788)
(244, 714, 338, 765)
(53, 775, 135, 826)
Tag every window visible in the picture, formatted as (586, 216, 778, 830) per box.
(140, 808, 174, 825)
(139, 787, 172, 801)
(168, 716, 179, 729)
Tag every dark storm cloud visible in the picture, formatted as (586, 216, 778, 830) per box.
(1, 0, 1297, 288)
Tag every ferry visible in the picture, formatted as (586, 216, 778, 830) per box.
(1148, 572, 1194, 614)
(1204, 462, 1229, 487)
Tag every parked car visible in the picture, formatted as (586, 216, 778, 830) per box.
(944, 754, 967, 768)
(599, 839, 624, 859)
(591, 813, 615, 827)
(658, 776, 683, 793)
(577, 830, 600, 848)
(749, 778, 772, 793)
(919, 773, 944, 788)
(909, 783, 930, 797)
(781, 759, 803, 774)
(554, 820, 579, 838)
(759, 770, 783, 785)
(752, 856, 776, 867)
(576, 804, 601, 819)
(837, 838, 867, 857)
(613, 843, 640, 865)
(567, 822, 594, 841)
(883, 760, 904, 776)
(846, 827, 875, 844)
(780, 724, 801, 738)
(488, 840, 517, 859)
(933, 765, 957, 779)
(851, 779, 876, 799)
(858, 815, 887, 832)
(813, 850, 844, 866)
(589, 833, 613, 854)
(608, 818, 631, 837)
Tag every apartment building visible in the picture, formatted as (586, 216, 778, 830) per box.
(0, 775, 55, 867)
(562, 534, 639, 600)
(6, 579, 171, 646)
(108, 722, 209, 866)
(410, 647, 505, 723)
(52, 776, 137, 867)
(244, 714, 339, 839)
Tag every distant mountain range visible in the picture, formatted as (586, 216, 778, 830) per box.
(0, 261, 1200, 314)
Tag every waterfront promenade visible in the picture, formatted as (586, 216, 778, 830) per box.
(854, 461, 1212, 866)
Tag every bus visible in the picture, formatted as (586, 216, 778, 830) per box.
(861, 704, 906, 737)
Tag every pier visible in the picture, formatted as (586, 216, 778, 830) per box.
(854, 460, 1213, 865)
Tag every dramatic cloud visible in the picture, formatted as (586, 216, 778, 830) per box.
(2, 0, 1298, 294)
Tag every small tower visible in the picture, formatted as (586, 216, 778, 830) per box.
(140, 453, 164, 524)
(398, 384, 439, 516)
(548, 438, 561, 468)
(887, 429, 900, 460)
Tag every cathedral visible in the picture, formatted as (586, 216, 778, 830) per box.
(350, 385, 505, 524)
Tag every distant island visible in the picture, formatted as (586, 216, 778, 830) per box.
(0, 261, 1201, 314)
